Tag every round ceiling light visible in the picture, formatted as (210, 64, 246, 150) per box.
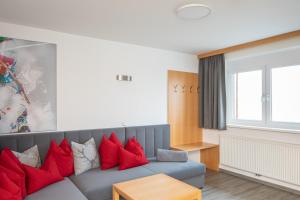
(176, 3, 211, 20)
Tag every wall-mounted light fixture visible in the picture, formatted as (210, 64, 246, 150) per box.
(116, 74, 132, 81)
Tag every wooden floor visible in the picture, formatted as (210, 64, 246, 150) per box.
(203, 170, 300, 200)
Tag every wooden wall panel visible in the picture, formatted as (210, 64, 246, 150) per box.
(168, 70, 202, 146)
(198, 29, 300, 58)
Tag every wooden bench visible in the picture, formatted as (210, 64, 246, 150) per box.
(172, 142, 219, 171)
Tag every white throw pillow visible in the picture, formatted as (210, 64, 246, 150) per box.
(12, 145, 41, 168)
(72, 138, 100, 175)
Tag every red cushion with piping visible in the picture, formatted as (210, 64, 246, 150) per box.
(23, 155, 64, 194)
(99, 135, 120, 170)
(119, 148, 148, 170)
(0, 172, 22, 200)
(109, 132, 123, 147)
(0, 165, 24, 199)
(125, 137, 147, 158)
(45, 139, 74, 177)
(0, 148, 26, 198)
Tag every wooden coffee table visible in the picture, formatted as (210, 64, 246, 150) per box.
(112, 174, 202, 200)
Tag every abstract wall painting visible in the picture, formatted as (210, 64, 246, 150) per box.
(0, 36, 56, 134)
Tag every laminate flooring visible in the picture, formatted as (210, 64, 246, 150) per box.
(203, 170, 300, 200)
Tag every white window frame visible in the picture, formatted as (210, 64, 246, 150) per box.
(227, 64, 300, 131)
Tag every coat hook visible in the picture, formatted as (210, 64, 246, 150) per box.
(182, 85, 186, 93)
(197, 86, 200, 93)
(190, 86, 193, 93)
(174, 84, 178, 92)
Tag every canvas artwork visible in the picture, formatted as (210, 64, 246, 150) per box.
(0, 36, 56, 134)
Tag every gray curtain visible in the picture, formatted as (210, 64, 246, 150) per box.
(199, 54, 226, 130)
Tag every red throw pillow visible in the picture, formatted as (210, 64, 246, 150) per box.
(119, 148, 149, 170)
(0, 148, 23, 169)
(0, 172, 22, 200)
(0, 148, 26, 198)
(98, 133, 123, 170)
(0, 188, 19, 200)
(125, 137, 147, 158)
(45, 139, 74, 177)
(0, 165, 24, 198)
(23, 155, 64, 194)
(109, 132, 123, 147)
(99, 135, 119, 170)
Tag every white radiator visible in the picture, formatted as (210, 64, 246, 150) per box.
(220, 134, 300, 186)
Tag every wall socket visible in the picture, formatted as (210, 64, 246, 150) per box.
(116, 75, 132, 81)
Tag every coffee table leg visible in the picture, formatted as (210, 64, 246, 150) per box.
(113, 186, 120, 200)
(196, 190, 202, 200)
(192, 190, 202, 200)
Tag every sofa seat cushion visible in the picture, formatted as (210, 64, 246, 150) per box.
(142, 160, 206, 180)
(25, 178, 87, 200)
(69, 167, 155, 200)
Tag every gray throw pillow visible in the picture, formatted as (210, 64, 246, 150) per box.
(12, 145, 41, 168)
(157, 148, 188, 162)
(72, 138, 100, 175)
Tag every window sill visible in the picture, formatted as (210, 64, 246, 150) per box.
(227, 124, 300, 134)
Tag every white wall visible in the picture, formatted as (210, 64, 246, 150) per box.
(204, 36, 300, 191)
(0, 21, 198, 131)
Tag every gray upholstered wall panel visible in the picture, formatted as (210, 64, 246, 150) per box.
(0, 124, 169, 162)
(64, 128, 125, 148)
(0, 132, 64, 162)
(125, 124, 170, 158)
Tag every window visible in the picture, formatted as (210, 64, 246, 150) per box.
(271, 65, 300, 124)
(227, 65, 300, 130)
(235, 70, 262, 121)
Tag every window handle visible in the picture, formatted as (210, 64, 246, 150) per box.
(261, 94, 270, 103)
(261, 95, 266, 103)
(265, 94, 270, 102)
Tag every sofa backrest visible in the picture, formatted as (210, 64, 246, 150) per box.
(0, 124, 170, 161)
(126, 125, 170, 160)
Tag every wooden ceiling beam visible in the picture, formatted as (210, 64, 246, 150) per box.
(198, 29, 300, 59)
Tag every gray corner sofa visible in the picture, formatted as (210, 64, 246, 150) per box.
(0, 124, 206, 200)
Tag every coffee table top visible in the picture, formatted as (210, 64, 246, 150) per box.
(113, 173, 201, 200)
